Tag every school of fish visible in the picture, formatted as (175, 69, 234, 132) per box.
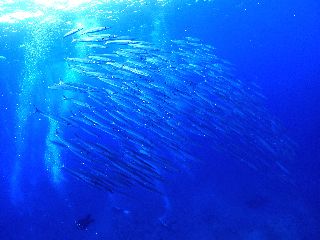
(38, 26, 295, 194)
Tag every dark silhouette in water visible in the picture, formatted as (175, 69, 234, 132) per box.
(245, 195, 269, 209)
(75, 214, 94, 230)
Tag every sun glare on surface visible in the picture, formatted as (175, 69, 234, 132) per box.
(0, 0, 171, 23)
(33, 0, 94, 10)
(0, 10, 44, 23)
(0, 0, 102, 23)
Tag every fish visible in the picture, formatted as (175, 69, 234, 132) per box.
(63, 27, 84, 38)
(75, 214, 94, 231)
(105, 39, 138, 45)
(63, 95, 93, 109)
(80, 26, 111, 35)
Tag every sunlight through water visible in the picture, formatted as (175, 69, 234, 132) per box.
(33, 0, 94, 10)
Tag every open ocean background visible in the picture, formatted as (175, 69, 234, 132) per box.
(0, 0, 319, 239)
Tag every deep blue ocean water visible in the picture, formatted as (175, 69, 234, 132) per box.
(0, 1, 319, 239)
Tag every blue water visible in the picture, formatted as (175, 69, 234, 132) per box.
(0, 1, 319, 239)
